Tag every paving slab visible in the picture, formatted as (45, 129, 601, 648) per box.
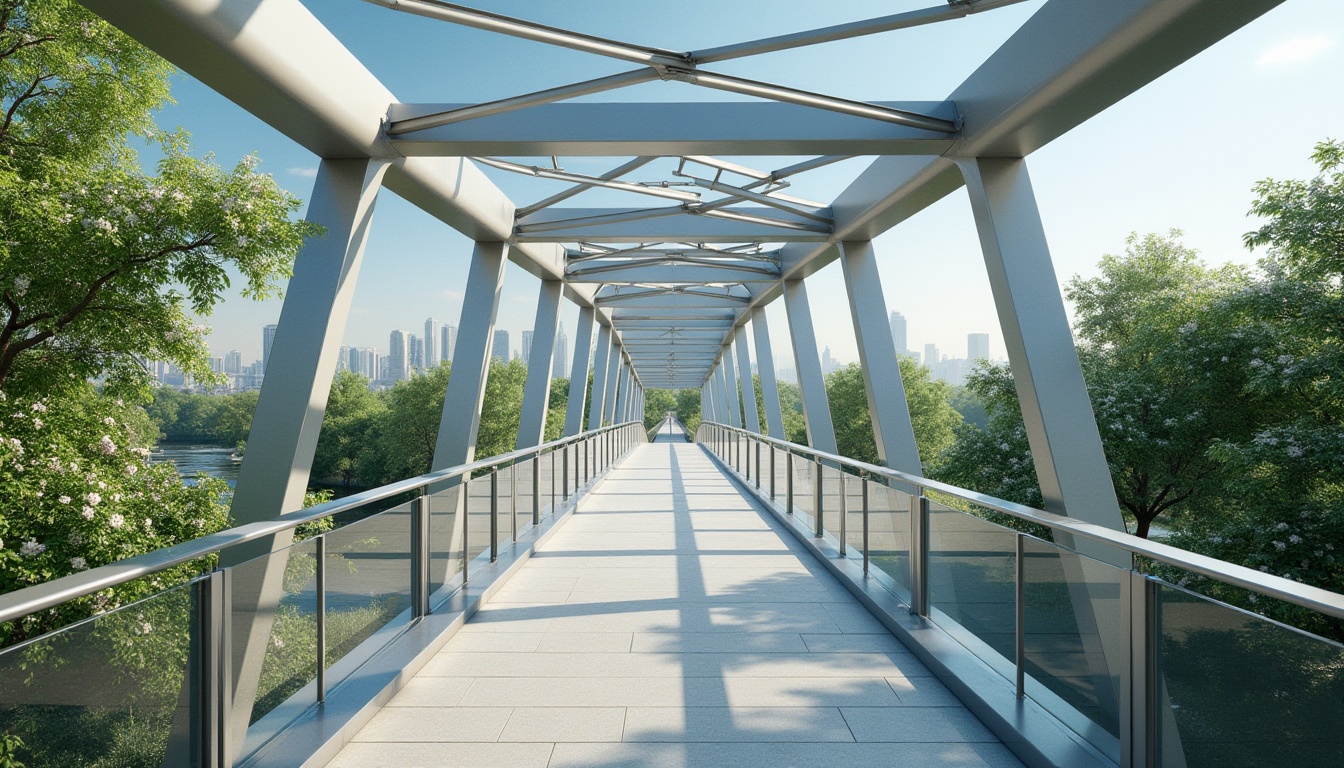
(325, 427, 1021, 766)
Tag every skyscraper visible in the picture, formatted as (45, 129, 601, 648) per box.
(408, 335, 423, 371)
(968, 333, 990, 362)
(262, 324, 278, 373)
(424, 318, 440, 368)
(492, 330, 510, 362)
(521, 330, 533, 365)
(225, 350, 243, 374)
(552, 323, 568, 379)
(924, 343, 939, 368)
(442, 324, 456, 362)
(387, 330, 409, 381)
(889, 311, 908, 354)
(821, 346, 835, 374)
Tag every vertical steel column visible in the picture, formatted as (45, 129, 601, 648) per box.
(862, 479, 870, 574)
(909, 493, 929, 616)
(191, 568, 231, 768)
(814, 457, 824, 538)
(532, 454, 540, 526)
(769, 446, 776, 500)
(786, 451, 794, 514)
(315, 535, 326, 703)
(461, 478, 470, 584)
(516, 280, 562, 450)
(839, 240, 923, 479)
(1015, 533, 1026, 698)
(601, 337, 621, 426)
(562, 445, 569, 499)
(587, 324, 612, 430)
(411, 495, 430, 618)
(782, 279, 839, 454)
(734, 326, 761, 434)
(510, 465, 518, 542)
(489, 468, 499, 562)
(564, 305, 595, 437)
(755, 440, 761, 490)
(1122, 570, 1161, 768)
(838, 471, 847, 556)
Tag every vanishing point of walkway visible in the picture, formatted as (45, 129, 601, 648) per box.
(327, 424, 1022, 767)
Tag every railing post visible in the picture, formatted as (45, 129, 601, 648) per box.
(1122, 570, 1159, 768)
(411, 494, 430, 618)
(786, 451, 794, 514)
(490, 468, 499, 562)
(755, 440, 761, 490)
(562, 445, 570, 500)
(838, 470, 847, 556)
(191, 568, 231, 768)
(814, 457, 824, 538)
(769, 445, 776, 500)
(315, 534, 326, 703)
(510, 464, 518, 543)
(862, 477, 869, 574)
(533, 454, 540, 526)
(462, 477, 470, 584)
(909, 492, 929, 616)
(1015, 532, 1025, 698)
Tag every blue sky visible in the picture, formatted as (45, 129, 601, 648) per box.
(151, 0, 1343, 379)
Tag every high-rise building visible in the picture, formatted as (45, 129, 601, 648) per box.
(492, 330, 510, 362)
(336, 346, 350, 372)
(387, 330, 409, 381)
(552, 323, 568, 379)
(521, 330, 534, 365)
(408, 334, 423, 371)
(821, 346, 835, 374)
(348, 347, 379, 380)
(889, 311, 908, 354)
(224, 350, 243, 374)
(209, 356, 224, 374)
(424, 318, 440, 368)
(442, 325, 456, 362)
(262, 324, 278, 373)
(968, 333, 990, 362)
(924, 344, 939, 368)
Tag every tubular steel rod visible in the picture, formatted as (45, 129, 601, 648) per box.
(786, 451, 794, 514)
(366, 0, 689, 69)
(814, 457, 824, 538)
(474, 156, 701, 203)
(462, 477, 470, 584)
(862, 478, 870, 574)
(519, 156, 656, 217)
(838, 471, 848, 556)
(511, 465, 518, 543)
(490, 469, 499, 562)
(533, 455, 541, 525)
(689, 0, 1028, 64)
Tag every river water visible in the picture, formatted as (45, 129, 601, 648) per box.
(150, 443, 241, 488)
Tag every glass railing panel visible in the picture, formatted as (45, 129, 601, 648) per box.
(927, 503, 1018, 664)
(514, 459, 534, 536)
(1157, 582, 1344, 767)
(495, 467, 515, 546)
(427, 482, 464, 595)
(322, 507, 412, 681)
(0, 583, 192, 767)
(1021, 536, 1123, 759)
(865, 482, 912, 598)
(242, 536, 319, 726)
(772, 446, 787, 509)
(842, 470, 866, 558)
(792, 454, 816, 523)
(819, 463, 845, 543)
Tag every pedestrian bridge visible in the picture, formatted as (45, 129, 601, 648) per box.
(3, 419, 1342, 768)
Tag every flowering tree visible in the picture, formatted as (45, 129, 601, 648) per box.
(0, 385, 230, 644)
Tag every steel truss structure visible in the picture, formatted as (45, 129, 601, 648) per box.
(76, 0, 1289, 763)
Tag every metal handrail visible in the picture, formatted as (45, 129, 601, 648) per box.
(696, 421, 1344, 621)
(0, 421, 644, 626)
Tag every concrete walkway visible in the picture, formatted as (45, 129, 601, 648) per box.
(326, 425, 1022, 767)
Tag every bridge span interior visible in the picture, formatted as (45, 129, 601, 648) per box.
(1, 2, 1334, 768)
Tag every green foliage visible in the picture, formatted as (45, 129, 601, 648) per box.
(0, 732, 23, 768)
(674, 387, 701, 436)
(311, 371, 382, 488)
(544, 377, 568, 442)
(0, 385, 231, 644)
(642, 388, 676, 431)
(774, 380, 809, 444)
(823, 362, 961, 467)
(475, 357, 528, 459)
(142, 387, 258, 444)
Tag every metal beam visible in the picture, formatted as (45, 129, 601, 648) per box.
(563, 305, 595, 436)
(587, 323, 612, 430)
(516, 279, 562, 449)
(751, 307, 787, 439)
(515, 207, 835, 242)
(566, 264, 782, 284)
(386, 101, 958, 157)
(783, 279, 837, 454)
(734, 327, 761, 434)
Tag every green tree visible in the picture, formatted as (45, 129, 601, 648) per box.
(674, 387, 701, 436)
(475, 358, 528, 460)
(367, 364, 452, 483)
(543, 377, 569, 442)
(824, 361, 961, 467)
(312, 371, 382, 488)
(643, 388, 675, 431)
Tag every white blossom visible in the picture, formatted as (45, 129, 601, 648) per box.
(58, 495, 71, 504)
(29, 402, 46, 413)
(19, 539, 45, 557)
(98, 435, 116, 455)
(126, 464, 137, 476)
(1289, 535, 1303, 545)
(108, 514, 125, 529)
(1286, 446, 1304, 458)
(86, 492, 102, 506)
(70, 557, 87, 571)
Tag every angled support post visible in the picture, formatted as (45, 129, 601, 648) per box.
(516, 279, 562, 449)
(602, 337, 621, 425)
(722, 344, 743, 428)
(751, 307, 787, 439)
(734, 326, 761, 434)
(782, 278, 838, 454)
(587, 323, 612, 430)
(564, 305, 595, 436)
(714, 363, 731, 425)
(218, 158, 388, 751)
(839, 240, 923, 479)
